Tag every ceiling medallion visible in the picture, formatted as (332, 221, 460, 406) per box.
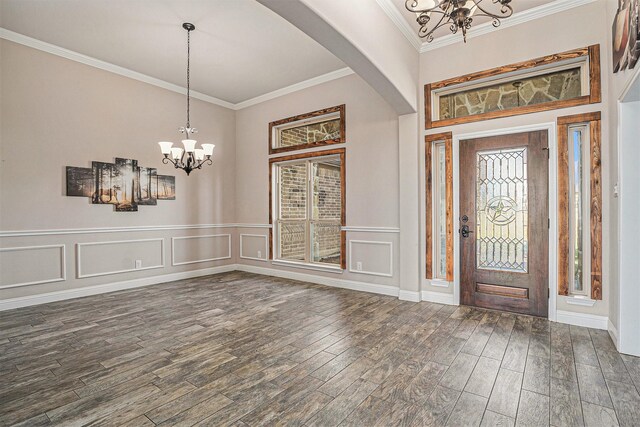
(405, 0, 514, 43)
(158, 23, 215, 175)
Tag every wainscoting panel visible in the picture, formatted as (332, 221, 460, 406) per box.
(77, 239, 164, 278)
(348, 240, 393, 277)
(171, 234, 232, 266)
(240, 234, 268, 261)
(0, 245, 66, 289)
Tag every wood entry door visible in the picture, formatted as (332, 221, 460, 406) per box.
(460, 130, 549, 317)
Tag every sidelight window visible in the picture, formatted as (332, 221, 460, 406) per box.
(568, 124, 591, 296)
(433, 142, 448, 279)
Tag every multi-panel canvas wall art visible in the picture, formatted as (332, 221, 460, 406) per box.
(66, 158, 174, 212)
(613, 0, 639, 72)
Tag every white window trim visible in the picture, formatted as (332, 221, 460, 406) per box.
(432, 141, 448, 280)
(567, 123, 592, 297)
(431, 56, 590, 121)
(273, 154, 343, 270)
(272, 111, 341, 150)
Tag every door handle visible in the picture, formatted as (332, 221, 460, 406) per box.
(461, 224, 474, 238)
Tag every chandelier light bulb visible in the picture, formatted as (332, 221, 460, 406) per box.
(194, 149, 205, 161)
(171, 147, 183, 160)
(182, 139, 197, 153)
(201, 144, 215, 157)
(158, 141, 173, 155)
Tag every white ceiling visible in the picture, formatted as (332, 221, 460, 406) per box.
(0, 0, 346, 104)
(395, 0, 556, 41)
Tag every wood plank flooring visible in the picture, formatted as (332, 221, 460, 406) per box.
(1, 271, 639, 426)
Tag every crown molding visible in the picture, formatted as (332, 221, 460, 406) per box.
(374, 0, 422, 51)
(0, 28, 237, 109)
(375, 0, 599, 53)
(233, 67, 354, 110)
(0, 27, 354, 111)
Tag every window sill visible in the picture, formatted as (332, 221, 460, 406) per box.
(564, 295, 597, 307)
(272, 259, 343, 274)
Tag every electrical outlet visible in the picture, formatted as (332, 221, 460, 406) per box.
(257, 250, 262, 259)
(135, 260, 142, 269)
(356, 262, 363, 271)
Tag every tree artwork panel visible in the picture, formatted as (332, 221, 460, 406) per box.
(157, 175, 176, 200)
(136, 167, 158, 206)
(114, 158, 138, 212)
(92, 161, 118, 205)
(66, 167, 94, 197)
(67, 158, 173, 212)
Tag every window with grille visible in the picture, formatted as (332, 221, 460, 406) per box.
(273, 153, 343, 267)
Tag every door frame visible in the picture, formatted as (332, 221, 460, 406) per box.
(452, 122, 558, 321)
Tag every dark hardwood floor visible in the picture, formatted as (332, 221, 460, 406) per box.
(1, 272, 639, 426)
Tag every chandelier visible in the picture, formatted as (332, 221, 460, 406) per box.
(405, 0, 513, 43)
(158, 23, 214, 175)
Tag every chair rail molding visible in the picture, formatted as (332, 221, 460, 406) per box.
(341, 226, 400, 233)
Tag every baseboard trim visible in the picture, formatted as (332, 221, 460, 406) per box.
(0, 264, 237, 311)
(421, 290, 457, 305)
(608, 319, 619, 349)
(398, 290, 420, 302)
(556, 310, 608, 330)
(236, 264, 399, 297)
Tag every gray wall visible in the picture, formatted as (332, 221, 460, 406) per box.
(0, 40, 237, 301)
(235, 73, 400, 288)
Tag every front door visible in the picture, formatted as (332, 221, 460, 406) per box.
(460, 130, 549, 317)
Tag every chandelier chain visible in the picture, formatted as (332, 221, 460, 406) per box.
(186, 27, 191, 129)
(158, 22, 214, 176)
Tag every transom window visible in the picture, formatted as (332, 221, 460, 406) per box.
(426, 45, 601, 129)
(273, 153, 344, 267)
(270, 105, 345, 154)
(437, 64, 587, 121)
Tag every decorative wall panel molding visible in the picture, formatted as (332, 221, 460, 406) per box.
(0, 245, 66, 289)
(348, 240, 393, 277)
(76, 238, 165, 278)
(240, 234, 269, 262)
(171, 234, 232, 266)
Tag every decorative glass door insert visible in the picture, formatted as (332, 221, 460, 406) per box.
(476, 147, 528, 273)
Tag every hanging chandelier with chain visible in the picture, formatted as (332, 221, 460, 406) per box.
(158, 23, 214, 175)
(405, 0, 514, 43)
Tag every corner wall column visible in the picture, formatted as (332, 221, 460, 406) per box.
(398, 113, 421, 301)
